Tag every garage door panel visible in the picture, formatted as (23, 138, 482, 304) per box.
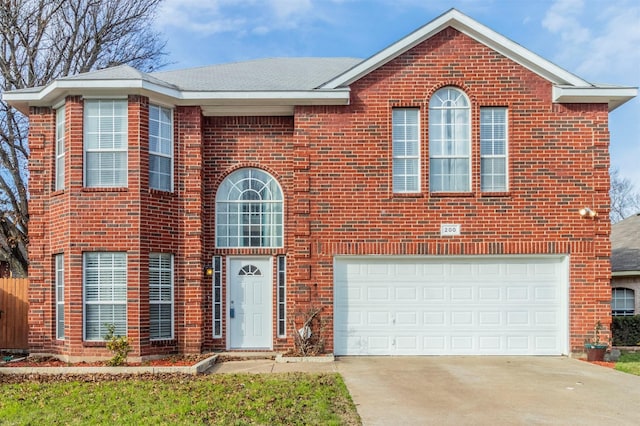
(334, 256, 567, 356)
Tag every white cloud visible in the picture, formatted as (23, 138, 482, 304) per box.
(156, 0, 317, 37)
(542, 0, 590, 44)
(542, 0, 640, 84)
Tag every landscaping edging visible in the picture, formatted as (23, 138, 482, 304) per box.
(0, 354, 219, 375)
(275, 354, 335, 363)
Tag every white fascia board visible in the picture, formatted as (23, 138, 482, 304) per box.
(321, 9, 590, 89)
(3, 78, 350, 113)
(177, 90, 350, 104)
(553, 86, 638, 111)
(612, 271, 640, 277)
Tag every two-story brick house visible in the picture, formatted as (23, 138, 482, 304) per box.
(4, 9, 636, 361)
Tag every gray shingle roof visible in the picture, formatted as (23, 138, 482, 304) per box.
(611, 213, 640, 272)
(61, 64, 180, 90)
(151, 58, 362, 91)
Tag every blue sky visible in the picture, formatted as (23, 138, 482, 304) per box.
(155, 0, 640, 186)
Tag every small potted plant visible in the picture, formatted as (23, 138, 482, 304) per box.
(584, 320, 608, 361)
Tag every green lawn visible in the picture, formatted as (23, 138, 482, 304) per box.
(615, 352, 640, 376)
(0, 372, 361, 425)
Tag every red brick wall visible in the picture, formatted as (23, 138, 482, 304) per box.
(27, 27, 611, 358)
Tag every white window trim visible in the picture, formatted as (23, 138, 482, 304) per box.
(55, 105, 65, 191)
(480, 107, 509, 192)
(149, 253, 174, 340)
(55, 254, 64, 340)
(83, 252, 127, 341)
(392, 108, 421, 193)
(83, 99, 128, 188)
(429, 87, 471, 193)
(149, 104, 174, 192)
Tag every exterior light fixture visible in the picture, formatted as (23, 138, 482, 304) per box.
(204, 266, 214, 277)
(579, 207, 597, 218)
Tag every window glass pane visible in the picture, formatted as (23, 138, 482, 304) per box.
(83, 252, 127, 341)
(480, 107, 508, 192)
(392, 108, 420, 193)
(216, 168, 283, 248)
(429, 88, 470, 192)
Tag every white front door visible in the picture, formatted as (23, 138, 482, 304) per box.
(228, 257, 272, 349)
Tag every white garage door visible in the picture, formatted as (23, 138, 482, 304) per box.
(334, 256, 568, 356)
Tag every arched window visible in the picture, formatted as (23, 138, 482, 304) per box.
(429, 87, 470, 192)
(216, 168, 283, 248)
(612, 288, 635, 316)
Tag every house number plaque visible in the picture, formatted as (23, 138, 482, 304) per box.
(440, 224, 461, 236)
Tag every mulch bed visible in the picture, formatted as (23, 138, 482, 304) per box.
(1, 354, 213, 368)
(580, 359, 616, 368)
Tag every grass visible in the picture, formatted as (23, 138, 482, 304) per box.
(615, 352, 640, 376)
(0, 373, 361, 425)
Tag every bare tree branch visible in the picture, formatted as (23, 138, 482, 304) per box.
(0, 0, 167, 276)
(610, 168, 640, 223)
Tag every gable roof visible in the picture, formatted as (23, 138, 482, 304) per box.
(3, 9, 636, 115)
(611, 214, 640, 275)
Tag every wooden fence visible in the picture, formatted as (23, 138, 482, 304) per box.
(0, 278, 29, 350)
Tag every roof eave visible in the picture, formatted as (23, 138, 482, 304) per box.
(612, 270, 640, 277)
(2, 79, 351, 115)
(552, 86, 638, 111)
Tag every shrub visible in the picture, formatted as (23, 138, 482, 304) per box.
(612, 315, 640, 346)
(104, 324, 132, 366)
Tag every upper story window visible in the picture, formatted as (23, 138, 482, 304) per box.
(480, 107, 508, 192)
(429, 87, 470, 192)
(392, 108, 420, 193)
(612, 288, 635, 316)
(149, 104, 173, 191)
(216, 168, 283, 248)
(84, 99, 128, 188)
(55, 105, 65, 191)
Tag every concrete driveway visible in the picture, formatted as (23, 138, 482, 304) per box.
(335, 356, 640, 425)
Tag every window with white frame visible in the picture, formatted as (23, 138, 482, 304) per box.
(480, 107, 508, 192)
(84, 99, 128, 187)
(55, 106, 65, 191)
(612, 288, 635, 316)
(216, 168, 284, 248)
(55, 254, 64, 339)
(277, 255, 286, 337)
(212, 256, 222, 338)
(83, 252, 127, 340)
(392, 108, 420, 193)
(429, 87, 470, 192)
(149, 253, 173, 340)
(149, 104, 173, 191)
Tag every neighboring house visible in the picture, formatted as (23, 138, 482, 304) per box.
(0, 259, 10, 278)
(611, 214, 640, 316)
(3, 9, 637, 361)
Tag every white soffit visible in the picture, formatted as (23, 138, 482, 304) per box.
(552, 86, 638, 111)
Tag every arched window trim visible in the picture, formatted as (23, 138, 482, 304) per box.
(215, 168, 284, 248)
(428, 86, 471, 193)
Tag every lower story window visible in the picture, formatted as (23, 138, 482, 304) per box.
(612, 288, 635, 316)
(83, 252, 127, 340)
(55, 254, 64, 340)
(150, 253, 174, 340)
